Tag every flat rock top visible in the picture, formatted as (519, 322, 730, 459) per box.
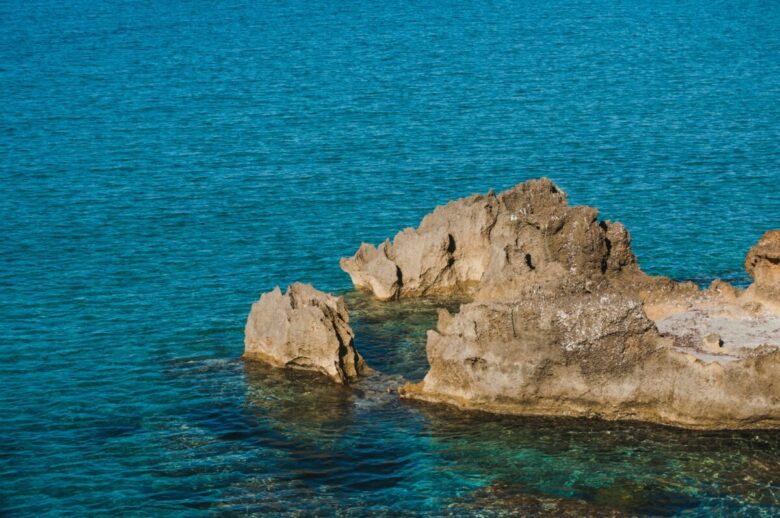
(655, 306, 780, 363)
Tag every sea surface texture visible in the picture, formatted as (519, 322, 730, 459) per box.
(2, 0, 780, 515)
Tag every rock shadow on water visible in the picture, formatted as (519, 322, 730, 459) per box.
(239, 362, 443, 512)
(413, 403, 780, 516)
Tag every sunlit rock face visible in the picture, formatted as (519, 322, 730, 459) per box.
(743, 230, 780, 310)
(340, 178, 638, 301)
(244, 283, 369, 384)
(746, 230, 780, 289)
(401, 290, 780, 429)
(341, 178, 780, 429)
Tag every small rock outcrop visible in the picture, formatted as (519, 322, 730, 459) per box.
(244, 283, 369, 384)
(744, 230, 780, 307)
(342, 178, 780, 429)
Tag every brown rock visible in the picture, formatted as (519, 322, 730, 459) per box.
(340, 178, 780, 429)
(341, 178, 640, 301)
(745, 230, 780, 301)
(400, 293, 780, 429)
(702, 333, 723, 353)
(243, 283, 369, 383)
(701, 333, 723, 354)
(706, 279, 740, 301)
(339, 242, 400, 301)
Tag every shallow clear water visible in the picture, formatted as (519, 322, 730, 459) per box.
(2, 0, 779, 515)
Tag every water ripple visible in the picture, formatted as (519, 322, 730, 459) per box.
(2, 0, 780, 515)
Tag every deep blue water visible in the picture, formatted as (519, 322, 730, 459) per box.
(2, 0, 780, 515)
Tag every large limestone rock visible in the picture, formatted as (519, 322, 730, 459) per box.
(400, 290, 780, 429)
(340, 178, 638, 300)
(244, 283, 369, 384)
(341, 177, 780, 429)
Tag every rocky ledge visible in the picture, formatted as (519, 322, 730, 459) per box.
(342, 178, 780, 429)
(244, 283, 369, 384)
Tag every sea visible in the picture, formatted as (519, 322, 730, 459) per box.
(2, 0, 779, 515)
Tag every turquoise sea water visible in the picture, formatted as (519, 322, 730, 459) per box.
(2, 0, 780, 515)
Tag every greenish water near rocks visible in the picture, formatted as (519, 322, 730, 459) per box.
(2, 0, 779, 515)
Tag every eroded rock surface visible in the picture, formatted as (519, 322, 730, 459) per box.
(401, 291, 780, 429)
(340, 178, 639, 300)
(244, 283, 369, 384)
(744, 230, 780, 309)
(342, 177, 780, 429)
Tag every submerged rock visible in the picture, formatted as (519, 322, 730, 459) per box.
(342, 177, 780, 429)
(244, 283, 369, 384)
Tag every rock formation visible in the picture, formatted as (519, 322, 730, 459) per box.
(744, 229, 780, 310)
(340, 178, 639, 301)
(244, 283, 369, 384)
(400, 291, 780, 429)
(342, 178, 780, 429)
(745, 230, 780, 290)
